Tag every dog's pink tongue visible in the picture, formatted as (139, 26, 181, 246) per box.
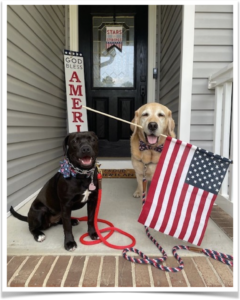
(81, 157, 92, 165)
(147, 135, 158, 145)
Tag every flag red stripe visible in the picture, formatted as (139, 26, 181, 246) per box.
(159, 144, 191, 233)
(138, 137, 172, 225)
(167, 181, 189, 236)
(177, 186, 199, 240)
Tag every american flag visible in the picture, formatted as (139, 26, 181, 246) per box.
(138, 137, 232, 246)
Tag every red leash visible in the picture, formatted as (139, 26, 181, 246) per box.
(73, 173, 136, 249)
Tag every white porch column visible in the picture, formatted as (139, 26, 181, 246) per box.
(213, 85, 224, 154)
(221, 81, 233, 198)
(178, 5, 195, 142)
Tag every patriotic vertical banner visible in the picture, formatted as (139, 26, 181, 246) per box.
(64, 50, 88, 133)
(106, 27, 123, 51)
(138, 137, 232, 246)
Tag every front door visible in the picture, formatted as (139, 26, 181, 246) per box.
(79, 5, 148, 157)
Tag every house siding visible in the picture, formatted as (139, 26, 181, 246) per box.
(191, 5, 233, 151)
(7, 5, 67, 211)
(158, 5, 182, 137)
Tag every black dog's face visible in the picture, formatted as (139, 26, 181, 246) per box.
(63, 131, 99, 169)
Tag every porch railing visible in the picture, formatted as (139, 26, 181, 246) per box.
(208, 62, 233, 202)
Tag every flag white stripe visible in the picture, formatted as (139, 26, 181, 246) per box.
(183, 188, 204, 242)
(192, 193, 215, 245)
(154, 142, 187, 231)
(164, 145, 197, 235)
(145, 139, 177, 227)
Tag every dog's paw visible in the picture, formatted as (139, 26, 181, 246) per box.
(89, 232, 99, 240)
(65, 240, 77, 252)
(71, 219, 79, 226)
(34, 234, 46, 242)
(133, 190, 141, 198)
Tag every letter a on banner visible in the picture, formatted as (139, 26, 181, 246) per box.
(64, 50, 88, 133)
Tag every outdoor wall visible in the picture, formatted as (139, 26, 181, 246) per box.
(158, 5, 182, 137)
(7, 5, 67, 211)
(191, 5, 233, 151)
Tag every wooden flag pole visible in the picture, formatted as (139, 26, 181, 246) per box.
(82, 105, 142, 128)
(82, 105, 167, 138)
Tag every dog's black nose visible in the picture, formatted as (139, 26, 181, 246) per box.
(148, 122, 158, 131)
(81, 145, 91, 154)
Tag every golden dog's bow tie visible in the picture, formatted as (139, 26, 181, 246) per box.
(139, 141, 164, 153)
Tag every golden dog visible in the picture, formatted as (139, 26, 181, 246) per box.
(130, 102, 176, 198)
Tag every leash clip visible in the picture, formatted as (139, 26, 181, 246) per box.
(96, 163, 102, 175)
(188, 246, 203, 253)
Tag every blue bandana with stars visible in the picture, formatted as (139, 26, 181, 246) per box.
(185, 148, 232, 195)
(58, 158, 77, 178)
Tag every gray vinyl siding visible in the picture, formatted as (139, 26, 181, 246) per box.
(158, 5, 182, 137)
(190, 5, 233, 151)
(7, 5, 67, 211)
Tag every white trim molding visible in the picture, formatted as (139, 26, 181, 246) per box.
(178, 5, 195, 142)
(69, 5, 79, 52)
(208, 62, 233, 90)
(147, 5, 157, 103)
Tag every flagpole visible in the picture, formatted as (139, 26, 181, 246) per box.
(82, 105, 167, 138)
(83, 105, 142, 128)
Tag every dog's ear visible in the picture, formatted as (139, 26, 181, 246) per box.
(167, 111, 176, 138)
(130, 110, 139, 135)
(63, 134, 70, 156)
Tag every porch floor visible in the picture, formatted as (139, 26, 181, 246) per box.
(7, 178, 233, 288)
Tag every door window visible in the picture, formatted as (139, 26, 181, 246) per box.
(92, 16, 134, 88)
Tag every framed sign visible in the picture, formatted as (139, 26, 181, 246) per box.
(64, 50, 88, 133)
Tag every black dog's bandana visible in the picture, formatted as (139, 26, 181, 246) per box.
(58, 158, 96, 191)
(59, 158, 77, 178)
(139, 141, 164, 153)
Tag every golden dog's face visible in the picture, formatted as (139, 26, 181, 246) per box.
(131, 103, 175, 145)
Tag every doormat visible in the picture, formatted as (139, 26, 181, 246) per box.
(102, 169, 136, 178)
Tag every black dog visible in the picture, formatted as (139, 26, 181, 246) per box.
(10, 131, 99, 251)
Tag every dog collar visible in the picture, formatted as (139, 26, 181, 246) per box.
(58, 158, 96, 190)
(139, 140, 164, 153)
